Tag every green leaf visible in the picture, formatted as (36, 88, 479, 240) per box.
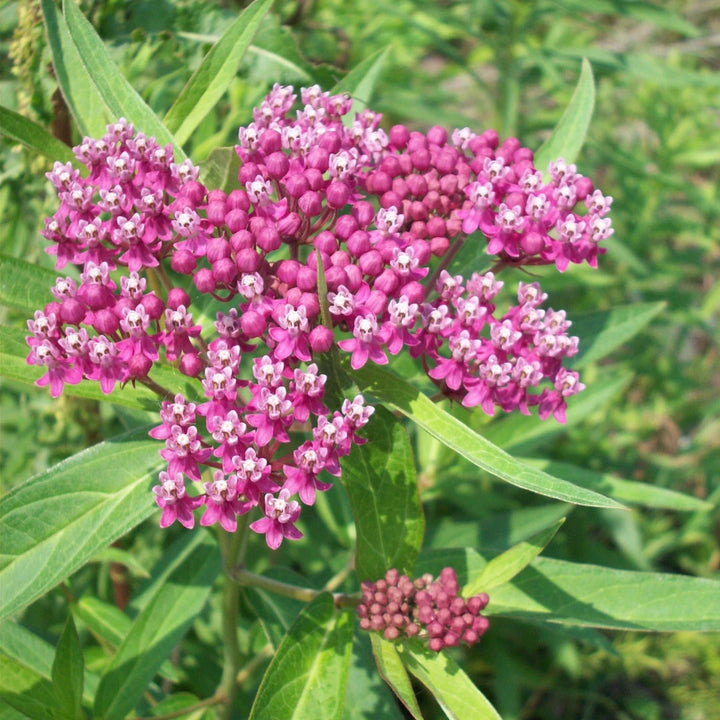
(93, 531, 220, 720)
(249, 594, 353, 720)
(464, 519, 564, 595)
(90, 546, 150, 578)
(163, 0, 273, 145)
(0, 427, 162, 622)
(0, 106, 74, 163)
(199, 146, 242, 193)
(400, 643, 502, 720)
(534, 57, 595, 171)
(569, 302, 666, 369)
(341, 406, 424, 581)
(62, 0, 185, 158)
(351, 363, 624, 509)
(0, 254, 62, 316)
(332, 47, 391, 116)
(487, 556, 720, 631)
(370, 635, 424, 720)
(40, 0, 110, 137)
(0, 652, 57, 720)
(51, 615, 83, 720)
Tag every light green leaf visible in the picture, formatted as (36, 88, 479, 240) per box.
(164, 0, 273, 145)
(0, 427, 162, 622)
(93, 531, 220, 720)
(0, 106, 74, 163)
(90, 546, 150, 578)
(569, 302, 666, 369)
(464, 520, 564, 595)
(370, 635, 424, 720)
(400, 643, 502, 720)
(62, 0, 184, 158)
(0, 254, 62, 316)
(332, 47, 391, 116)
(51, 615, 83, 720)
(249, 594, 353, 720)
(0, 652, 57, 720)
(351, 363, 624, 509)
(40, 0, 110, 137)
(534, 57, 595, 171)
(487, 556, 720, 631)
(341, 406, 425, 581)
(199, 146, 242, 193)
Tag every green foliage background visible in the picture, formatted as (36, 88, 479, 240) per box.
(0, 1, 718, 719)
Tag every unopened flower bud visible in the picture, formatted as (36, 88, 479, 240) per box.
(171, 249, 197, 275)
(141, 292, 165, 320)
(194, 268, 215, 293)
(298, 190, 323, 217)
(309, 325, 333, 353)
(179, 352, 203, 377)
(167, 288, 191, 310)
(127, 353, 152, 379)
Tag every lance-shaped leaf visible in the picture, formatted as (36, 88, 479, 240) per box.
(0, 106, 74, 163)
(0, 254, 63, 316)
(0, 428, 162, 622)
(534, 57, 595, 171)
(370, 635, 424, 720)
(51, 615, 84, 720)
(40, 0, 110, 137)
(0, 652, 57, 720)
(164, 0, 273, 145)
(350, 363, 623, 509)
(92, 531, 220, 720)
(486, 556, 720, 631)
(332, 47, 390, 118)
(62, 0, 185, 158)
(400, 643, 502, 720)
(341, 406, 424, 581)
(249, 594, 353, 720)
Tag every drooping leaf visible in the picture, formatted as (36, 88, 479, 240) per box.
(163, 0, 273, 145)
(351, 363, 624, 509)
(0, 427, 162, 622)
(0, 106, 74, 163)
(62, 0, 184, 158)
(370, 635, 424, 720)
(534, 57, 595, 171)
(464, 519, 564, 595)
(341, 406, 424, 581)
(249, 594, 353, 720)
(400, 643, 502, 720)
(93, 531, 220, 720)
(51, 615, 84, 720)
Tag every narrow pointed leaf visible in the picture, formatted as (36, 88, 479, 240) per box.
(93, 531, 220, 720)
(400, 643, 502, 720)
(51, 615, 84, 720)
(40, 0, 110, 137)
(370, 635, 424, 720)
(341, 406, 424, 581)
(0, 653, 56, 720)
(63, 0, 184, 158)
(351, 363, 624, 509)
(332, 47, 390, 116)
(164, 0, 273, 145)
(0, 254, 63, 316)
(0, 428, 162, 622)
(0, 106, 74, 163)
(487, 556, 720, 631)
(534, 57, 595, 171)
(249, 594, 353, 720)
(464, 519, 564, 595)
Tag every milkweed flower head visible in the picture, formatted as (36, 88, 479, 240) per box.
(27, 84, 612, 547)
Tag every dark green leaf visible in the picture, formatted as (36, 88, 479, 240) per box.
(370, 635, 424, 720)
(0, 652, 57, 720)
(93, 531, 220, 720)
(249, 594, 353, 720)
(51, 615, 83, 720)
(0, 106, 74, 163)
(341, 406, 424, 581)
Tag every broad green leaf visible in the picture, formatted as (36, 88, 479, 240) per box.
(464, 520, 564, 595)
(93, 531, 220, 720)
(0, 254, 61, 315)
(332, 47, 391, 117)
(351, 363, 624, 509)
(0, 652, 56, 720)
(62, 0, 185, 158)
(0, 106, 74, 163)
(370, 635, 424, 720)
(40, 0, 110, 137)
(163, 0, 273, 145)
(249, 594, 353, 720)
(341, 406, 424, 581)
(0, 427, 162, 622)
(534, 58, 595, 171)
(569, 302, 666, 369)
(521, 459, 711, 512)
(400, 643, 502, 720)
(199, 146, 242, 193)
(51, 615, 83, 720)
(487, 556, 720, 631)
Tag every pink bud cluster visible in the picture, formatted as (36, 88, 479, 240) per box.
(357, 567, 489, 652)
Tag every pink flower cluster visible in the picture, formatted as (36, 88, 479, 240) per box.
(357, 567, 489, 652)
(27, 83, 611, 545)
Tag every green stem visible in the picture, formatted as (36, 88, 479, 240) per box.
(230, 567, 361, 608)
